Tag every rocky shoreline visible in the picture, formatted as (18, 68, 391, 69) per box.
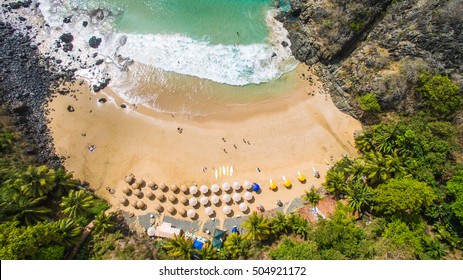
(0, 1, 76, 167)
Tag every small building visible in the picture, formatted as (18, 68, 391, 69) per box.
(154, 222, 182, 238)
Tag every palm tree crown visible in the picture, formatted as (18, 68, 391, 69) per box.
(60, 189, 95, 218)
(242, 211, 271, 242)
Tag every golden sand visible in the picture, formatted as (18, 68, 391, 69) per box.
(47, 64, 361, 225)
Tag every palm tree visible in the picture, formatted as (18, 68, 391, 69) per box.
(54, 218, 82, 247)
(16, 165, 55, 198)
(52, 168, 77, 197)
(92, 211, 116, 236)
(242, 211, 271, 242)
(302, 188, 322, 210)
(270, 211, 289, 236)
(200, 241, 218, 260)
(163, 233, 196, 260)
(355, 129, 374, 153)
(60, 189, 95, 218)
(323, 170, 347, 199)
(345, 179, 373, 216)
(223, 232, 247, 259)
(363, 151, 408, 186)
(288, 214, 310, 239)
(9, 194, 52, 225)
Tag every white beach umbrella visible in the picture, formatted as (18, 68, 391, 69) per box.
(200, 196, 209, 205)
(222, 205, 231, 215)
(239, 202, 248, 212)
(187, 209, 196, 219)
(222, 182, 231, 192)
(243, 180, 253, 190)
(200, 185, 209, 194)
(147, 227, 156, 237)
(205, 207, 214, 216)
(211, 184, 220, 193)
(189, 185, 198, 195)
(244, 191, 253, 201)
(232, 181, 241, 191)
(211, 195, 220, 205)
(233, 193, 242, 202)
(222, 194, 231, 203)
(189, 197, 198, 207)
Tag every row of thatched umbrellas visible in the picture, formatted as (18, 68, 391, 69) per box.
(120, 175, 260, 218)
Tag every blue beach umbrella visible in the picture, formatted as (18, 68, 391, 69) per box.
(193, 239, 204, 250)
(232, 226, 239, 234)
(252, 183, 261, 192)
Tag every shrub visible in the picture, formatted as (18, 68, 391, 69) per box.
(358, 93, 381, 112)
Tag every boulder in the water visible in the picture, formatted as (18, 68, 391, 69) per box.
(119, 35, 127, 46)
(59, 33, 73, 43)
(82, 21, 88, 27)
(63, 16, 72, 24)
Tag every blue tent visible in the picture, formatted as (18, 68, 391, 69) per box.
(252, 183, 261, 192)
(193, 239, 204, 250)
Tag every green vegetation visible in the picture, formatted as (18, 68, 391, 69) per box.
(358, 93, 381, 112)
(348, 18, 366, 33)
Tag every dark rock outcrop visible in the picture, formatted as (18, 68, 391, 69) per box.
(88, 36, 102, 48)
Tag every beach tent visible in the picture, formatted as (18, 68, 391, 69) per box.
(154, 222, 182, 238)
(189, 185, 198, 195)
(212, 229, 227, 250)
(252, 183, 261, 192)
(244, 191, 253, 201)
(243, 180, 253, 190)
(211, 184, 220, 193)
(211, 195, 220, 205)
(200, 185, 209, 194)
(200, 196, 209, 205)
(222, 182, 231, 192)
(189, 197, 198, 207)
(222, 194, 231, 203)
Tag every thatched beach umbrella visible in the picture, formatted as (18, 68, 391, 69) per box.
(233, 193, 242, 202)
(133, 189, 141, 197)
(146, 191, 154, 199)
(147, 181, 155, 189)
(170, 184, 179, 192)
(137, 200, 144, 209)
(157, 193, 165, 201)
(200, 196, 209, 205)
(232, 181, 241, 191)
(211, 195, 220, 205)
(222, 182, 231, 192)
(189, 197, 198, 207)
(131, 182, 139, 190)
(205, 207, 214, 216)
(179, 208, 186, 216)
(168, 194, 176, 203)
(124, 175, 134, 184)
(200, 185, 209, 194)
(122, 186, 130, 194)
(189, 185, 198, 195)
(136, 178, 144, 186)
(239, 202, 248, 212)
(211, 184, 220, 193)
(243, 180, 253, 190)
(187, 209, 196, 219)
(180, 196, 188, 205)
(160, 183, 168, 191)
(244, 191, 253, 201)
(167, 205, 175, 214)
(222, 205, 231, 215)
(119, 198, 128, 205)
(180, 185, 188, 194)
(154, 203, 162, 212)
(222, 194, 231, 203)
(131, 200, 137, 208)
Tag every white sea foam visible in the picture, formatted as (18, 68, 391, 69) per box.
(37, 0, 298, 87)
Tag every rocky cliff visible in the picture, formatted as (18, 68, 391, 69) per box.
(279, 0, 463, 121)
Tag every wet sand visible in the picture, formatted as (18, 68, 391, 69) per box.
(47, 65, 361, 225)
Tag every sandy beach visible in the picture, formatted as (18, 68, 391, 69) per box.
(47, 64, 361, 227)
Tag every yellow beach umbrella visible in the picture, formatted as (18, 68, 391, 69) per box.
(269, 179, 277, 190)
(282, 176, 291, 188)
(297, 171, 306, 182)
